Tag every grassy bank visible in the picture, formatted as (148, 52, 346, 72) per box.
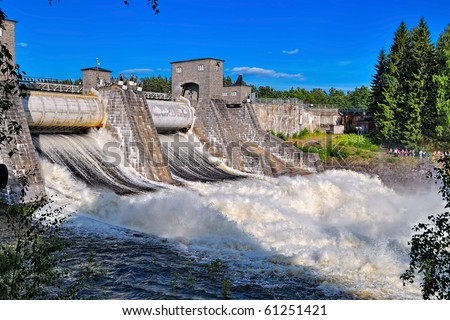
(287, 130, 380, 164)
(282, 130, 436, 189)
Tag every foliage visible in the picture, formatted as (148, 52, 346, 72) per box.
(433, 25, 450, 141)
(347, 85, 371, 108)
(140, 75, 171, 93)
(291, 128, 324, 140)
(0, 190, 66, 299)
(328, 87, 347, 106)
(292, 128, 311, 139)
(0, 174, 103, 299)
(401, 153, 450, 299)
(371, 18, 450, 147)
(276, 132, 287, 140)
(369, 48, 388, 119)
(0, 18, 24, 150)
(295, 133, 378, 162)
(223, 75, 233, 86)
(268, 130, 287, 141)
(253, 84, 368, 107)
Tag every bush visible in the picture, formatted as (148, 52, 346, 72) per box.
(401, 153, 450, 299)
(276, 132, 287, 141)
(293, 128, 310, 139)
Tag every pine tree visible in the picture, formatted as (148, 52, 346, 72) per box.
(405, 18, 436, 144)
(385, 21, 412, 143)
(376, 73, 398, 144)
(433, 24, 450, 141)
(369, 48, 388, 140)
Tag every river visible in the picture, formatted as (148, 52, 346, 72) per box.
(38, 151, 443, 300)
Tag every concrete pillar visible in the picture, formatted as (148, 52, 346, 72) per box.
(0, 19, 17, 65)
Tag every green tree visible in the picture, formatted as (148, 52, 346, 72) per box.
(405, 18, 435, 144)
(433, 24, 450, 141)
(257, 85, 281, 99)
(141, 75, 171, 93)
(309, 88, 329, 105)
(223, 75, 233, 86)
(328, 87, 347, 106)
(401, 153, 450, 299)
(369, 49, 394, 141)
(287, 87, 314, 103)
(375, 74, 397, 144)
(347, 85, 371, 108)
(384, 21, 412, 144)
(369, 48, 388, 117)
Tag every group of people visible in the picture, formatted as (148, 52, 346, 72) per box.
(433, 150, 447, 159)
(388, 148, 431, 159)
(387, 148, 448, 160)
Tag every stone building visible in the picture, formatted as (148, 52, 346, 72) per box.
(81, 66, 112, 95)
(170, 58, 224, 107)
(170, 58, 252, 108)
(222, 75, 252, 107)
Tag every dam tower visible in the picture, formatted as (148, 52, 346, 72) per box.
(171, 58, 224, 108)
(0, 19, 45, 203)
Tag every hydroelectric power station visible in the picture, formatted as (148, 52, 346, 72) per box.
(0, 20, 321, 204)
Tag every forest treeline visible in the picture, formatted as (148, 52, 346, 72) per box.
(370, 18, 450, 148)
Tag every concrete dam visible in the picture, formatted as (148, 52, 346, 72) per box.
(1, 76, 320, 203)
(0, 19, 321, 204)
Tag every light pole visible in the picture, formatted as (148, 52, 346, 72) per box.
(96, 57, 100, 87)
(355, 126, 362, 153)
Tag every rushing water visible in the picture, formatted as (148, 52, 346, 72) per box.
(33, 133, 164, 194)
(33, 130, 445, 299)
(158, 132, 243, 182)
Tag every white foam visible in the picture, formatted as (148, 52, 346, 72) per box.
(40, 160, 444, 299)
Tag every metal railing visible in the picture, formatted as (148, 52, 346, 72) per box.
(21, 81, 83, 94)
(253, 98, 369, 110)
(143, 91, 171, 100)
(20, 77, 83, 94)
(253, 98, 305, 104)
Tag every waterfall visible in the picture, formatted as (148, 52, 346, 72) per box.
(158, 132, 244, 182)
(33, 131, 165, 194)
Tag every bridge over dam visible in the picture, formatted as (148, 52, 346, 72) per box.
(0, 22, 321, 203)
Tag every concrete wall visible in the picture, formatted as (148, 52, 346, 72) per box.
(253, 103, 341, 136)
(0, 93, 46, 204)
(193, 98, 322, 176)
(100, 86, 173, 183)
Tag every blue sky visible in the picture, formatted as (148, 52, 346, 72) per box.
(1, 0, 449, 91)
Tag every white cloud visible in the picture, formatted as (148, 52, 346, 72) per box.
(17, 42, 28, 48)
(282, 49, 299, 55)
(120, 68, 154, 74)
(231, 67, 304, 80)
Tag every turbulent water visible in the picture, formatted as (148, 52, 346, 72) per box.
(158, 132, 243, 182)
(33, 132, 165, 194)
(33, 130, 445, 299)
